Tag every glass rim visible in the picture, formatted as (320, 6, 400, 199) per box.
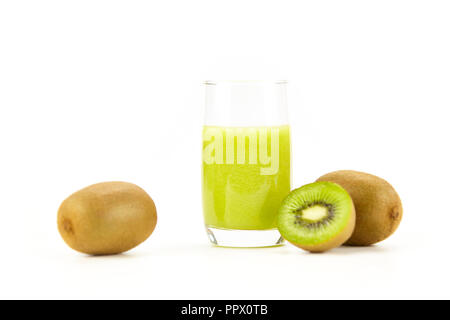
(205, 80, 287, 86)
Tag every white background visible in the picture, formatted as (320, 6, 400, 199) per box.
(0, 1, 449, 300)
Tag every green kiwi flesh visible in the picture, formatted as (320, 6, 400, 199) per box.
(277, 182, 355, 252)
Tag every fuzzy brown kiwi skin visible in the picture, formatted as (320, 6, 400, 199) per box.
(289, 202, 356, 253)
(317, 170, 402, 246)
(57, 182, 157, 255)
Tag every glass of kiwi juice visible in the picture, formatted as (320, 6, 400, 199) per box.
(202, 80, 291, 247)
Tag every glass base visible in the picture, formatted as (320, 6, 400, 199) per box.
(206, 226, 284, 248)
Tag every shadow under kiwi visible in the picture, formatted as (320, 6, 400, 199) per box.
(274, 243, 392, 256)
(81, 251, 145, 259)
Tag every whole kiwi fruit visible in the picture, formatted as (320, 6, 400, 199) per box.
(317, 170, 402, 246)
(57, 181, 157, 255)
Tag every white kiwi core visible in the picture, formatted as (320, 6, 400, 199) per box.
(301, 205, 329, 222)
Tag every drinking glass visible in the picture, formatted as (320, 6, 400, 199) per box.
(202, 80, 291, 247)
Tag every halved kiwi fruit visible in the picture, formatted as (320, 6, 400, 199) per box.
(277, 182, 355, 253)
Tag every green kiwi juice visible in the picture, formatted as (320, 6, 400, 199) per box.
(202, 125, 291, 230)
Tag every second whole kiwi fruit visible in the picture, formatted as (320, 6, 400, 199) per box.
(317, 170, 402, 246)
